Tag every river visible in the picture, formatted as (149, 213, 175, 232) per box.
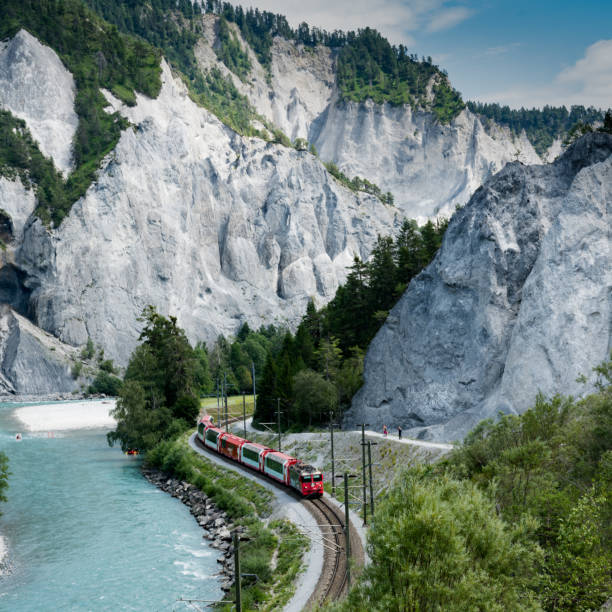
(0, 401, 222, 611)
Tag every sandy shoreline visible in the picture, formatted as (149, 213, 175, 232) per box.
(13, 400, 117, 432)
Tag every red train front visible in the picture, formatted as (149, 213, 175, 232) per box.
(288, 461, 323, 498)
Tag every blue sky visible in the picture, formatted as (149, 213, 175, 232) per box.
(246, 0, 612, 109)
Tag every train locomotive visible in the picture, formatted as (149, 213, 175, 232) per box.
(196, 415, 324, 498)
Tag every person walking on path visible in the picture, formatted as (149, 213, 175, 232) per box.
(398, 425, 402, 439)
(383, 424, 388, 437)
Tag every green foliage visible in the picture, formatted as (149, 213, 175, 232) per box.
(83, 0, 263, 137)
(189, 67, 259, 136)
(71, 361, 83, 380)
(466, 102, 605, 157)
(335, 470, 543, 611)
(254, 218, 447, 429)
(80, 337, 95, 360)
(599, 109, 612, 134)
(0, 0, 162, 225)
(323, 161, 394, 204)
(88, 370, 122, 396)
(437, 356, 612, 611)
(208, 323, 285, 397)
(331, 358, 612, 612)
(336, 28, 464, 123)
(107, 306, 200, 452)
(290, 369, 337, 427)
(216, 16, 251, 81)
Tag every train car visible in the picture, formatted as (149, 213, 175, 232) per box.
(218, 432, 245, 461)
(203, 425, 224, 451)
(263, 451, 297, 485)
(289, 461, 324, 497)
(240, 441, 270, 471)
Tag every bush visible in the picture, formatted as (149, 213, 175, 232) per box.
(337, 470, 543, 611)
(88, 371, 122, 395)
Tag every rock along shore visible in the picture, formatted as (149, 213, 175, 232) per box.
(142, 467, 243, 593)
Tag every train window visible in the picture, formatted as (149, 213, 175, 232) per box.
(301, 475, 311, 483)
(266, 457, 283, 473)
(206, 430, 218, 443)
(243, 447, 259, 462)
(222, 439, 226, 448)
(312, 474, 322, 482)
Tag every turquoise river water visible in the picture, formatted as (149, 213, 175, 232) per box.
(0, 402, 222, 611)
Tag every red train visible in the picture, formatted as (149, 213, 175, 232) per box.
(196, 415, 324, 498)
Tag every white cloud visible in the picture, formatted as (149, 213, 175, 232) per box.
(475, 39, 612, 109)
(426, 7, 472, 33)
(243, 1, 472, 47)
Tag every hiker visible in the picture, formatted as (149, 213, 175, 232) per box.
(398, 425, 402, 439)
(383, 424, 388, 437)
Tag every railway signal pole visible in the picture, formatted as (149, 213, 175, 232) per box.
(251, 361, 256, 417)
(216, 378, 220, 426)
(336, 472, 356, 588)
(224, 371, 229, 432)
(360, 424, 370, 525)
(276, 398, 282, 453)
(367, 440, 378, 518)
(242, 392, 247, 439)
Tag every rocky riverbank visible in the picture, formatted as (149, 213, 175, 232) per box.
(142, 467, 241, 592)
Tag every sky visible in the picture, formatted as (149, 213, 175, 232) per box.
(244, 0, 612, 110)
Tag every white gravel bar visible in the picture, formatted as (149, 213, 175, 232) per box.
(13, 400, 117, 432)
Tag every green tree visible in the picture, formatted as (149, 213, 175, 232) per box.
(107, 306, 199, 452)
(543, 491, 610, 611)
(291, 369, 337, 427)
(338, 470, 543, 612)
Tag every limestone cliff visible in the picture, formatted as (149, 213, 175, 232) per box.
(194, 17, 542, 220)
(0, 31, 399, 370)
(345, 133, 612, 442)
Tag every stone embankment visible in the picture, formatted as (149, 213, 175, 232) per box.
(142, 467, 243, 593)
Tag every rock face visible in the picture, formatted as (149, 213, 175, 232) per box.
(194, 18, 542, 220)
(0, 305, 78, 394)
(345, 133, 612, 442)
(5, 39, 398, 364)
(0, 29, 77, 176)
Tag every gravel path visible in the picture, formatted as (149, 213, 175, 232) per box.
(188, 433, 324, 612)
(363, 430, 454, 450)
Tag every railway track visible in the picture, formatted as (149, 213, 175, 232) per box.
(304, 496, 348, 607)
(192, 435, 360, 607)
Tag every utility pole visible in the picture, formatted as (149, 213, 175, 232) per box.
(329, 414, 336, 495)
(276, 398, 282, 453)
(224, 371, 228, 432)
(216, 378, 220, 426)
(242, 392, 247, 439)
(344, 472, 351, 587)
(251, 361, 256, 417)
(361, 423, 369, 525)
(233, 531, 242, 612)
(367, 440, 377, 518)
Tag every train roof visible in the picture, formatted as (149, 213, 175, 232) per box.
(266, 451, 297, 462)
(219, 432, 247, 445)
(242, 441, 269, 451)
(293, 461, 321, 474)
